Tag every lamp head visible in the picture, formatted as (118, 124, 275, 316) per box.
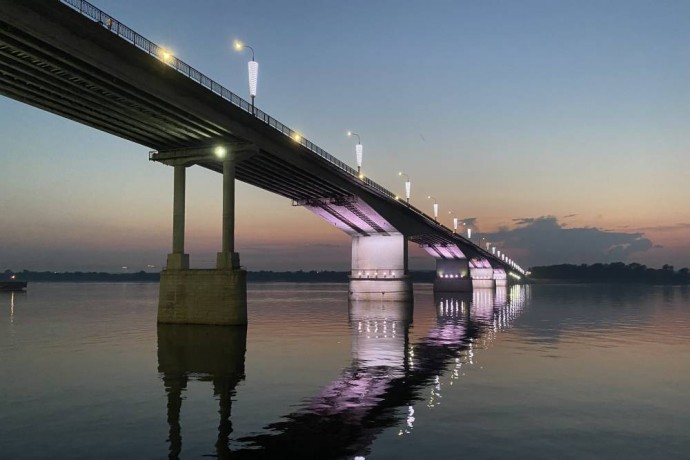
(214, 146, 227, 158)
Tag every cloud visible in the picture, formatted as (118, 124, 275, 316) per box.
(460, 217, 478, 228)
(633, 222, 690, 232)
(484, 216, 656, 267)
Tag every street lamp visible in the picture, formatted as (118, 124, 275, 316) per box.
(398, 172, 411, 203)
(427, 195, 438, 222)
(448, 211, 458, 233)
(233, 40, 258, 115)
(347, 131, 363, 174)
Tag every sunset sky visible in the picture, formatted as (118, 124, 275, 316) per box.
(1, 0, 689, 272)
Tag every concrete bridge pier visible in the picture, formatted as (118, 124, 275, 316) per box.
(157, 148, 247, 326)
(348, 233, 413, 302)
(493, 268, 508, 288)
(470, 266, 495, 290)
(433, 258, 473, 292)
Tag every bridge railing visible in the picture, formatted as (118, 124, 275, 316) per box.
(59, 0, 395, 200)
(57, 0, 521, 273)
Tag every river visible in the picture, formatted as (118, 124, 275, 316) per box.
(1, 282, 688, 459)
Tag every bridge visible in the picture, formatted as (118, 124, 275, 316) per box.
(0, 0, 527, 325)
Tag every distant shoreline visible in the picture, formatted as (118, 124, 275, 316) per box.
(1, 270, 433, 284)
(3, 262, 689, 285)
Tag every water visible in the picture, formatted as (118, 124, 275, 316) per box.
(1, 282, 689, 459)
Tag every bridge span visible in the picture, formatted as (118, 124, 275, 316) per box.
(0, 0, 527, 325)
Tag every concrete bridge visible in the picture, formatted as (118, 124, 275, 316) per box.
(0, 0, 527, 325)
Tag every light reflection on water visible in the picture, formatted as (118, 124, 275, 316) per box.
(1, 283, 690, 459)
(154, 285, 528, 459)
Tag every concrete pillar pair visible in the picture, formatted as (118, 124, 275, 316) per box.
(348, 233, 413, 302)
(433, 258, 473, 292)
(433, 258, 500, 292)
(166, 157, 240, 270)
(158, 151, 247, 326)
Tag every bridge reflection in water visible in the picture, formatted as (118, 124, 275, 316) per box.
(157, 325, 247, 459)
(156, 286, 527, 458)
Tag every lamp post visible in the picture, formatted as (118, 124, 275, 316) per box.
(347, 131, 363, 175)
(448, 211, 458, 233)
(234, 40, 257, 115)
(427, 196, 438, 222)
(398, 172, 411, 203)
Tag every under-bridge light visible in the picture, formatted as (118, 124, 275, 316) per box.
(214, 146, 227, 158)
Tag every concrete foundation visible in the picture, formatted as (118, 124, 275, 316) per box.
(472, 279, 495, 289)
(433, 258, 472, 292)
(349, 278, 413, 302)
(158, 269, 247, 325)
(349, 233, 412, 302)
(434, 277, 473, 292)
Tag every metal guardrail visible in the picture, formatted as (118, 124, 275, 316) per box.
(58, 0, 396, 198)
(57, 0, 523, 274)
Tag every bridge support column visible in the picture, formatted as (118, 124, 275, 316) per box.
(348, 233, 412, 302)
(216, 152, 241, 269)
(158, 153, 247, 326)
(166, 165, 189, 270)
(494, 268, 507, 288)
(470, 267, 495, 289)
(434, 258, 473, 292)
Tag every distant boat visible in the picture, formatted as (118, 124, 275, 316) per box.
(0, 274, 27, 291)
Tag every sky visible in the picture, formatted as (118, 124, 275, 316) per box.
(1, 0, 689, 272)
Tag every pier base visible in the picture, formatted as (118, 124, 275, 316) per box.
(472, 279, 495, 289)
(349, 278, 413, 303)
(433, 258, 473, 292)
(434, 277, 473, 292)
(158, 269, 247, 325)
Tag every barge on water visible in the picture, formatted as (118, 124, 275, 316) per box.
(0, 275, 27, 291)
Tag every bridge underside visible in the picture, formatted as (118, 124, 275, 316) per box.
(0, 0, 526, 322)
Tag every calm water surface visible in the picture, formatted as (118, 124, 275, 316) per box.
(1, 282, 689, 459)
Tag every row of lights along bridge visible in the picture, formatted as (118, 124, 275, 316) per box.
(229, 39, 519, 272)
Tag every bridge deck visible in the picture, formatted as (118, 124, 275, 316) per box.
(0, 0, 522, 273)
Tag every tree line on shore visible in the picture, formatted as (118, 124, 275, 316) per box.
(2, 269, 437, 283)
(530, 263, 689, 284)
(4, 263, 689, 284)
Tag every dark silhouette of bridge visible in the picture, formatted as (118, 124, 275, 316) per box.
(0, 0, 527, 324)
